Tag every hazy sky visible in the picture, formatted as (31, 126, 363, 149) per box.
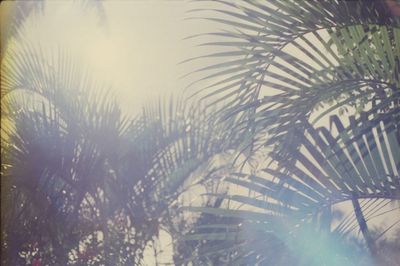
(13, 0, 218, 116)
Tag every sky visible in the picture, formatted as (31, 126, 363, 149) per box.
(10, 0, 218, 116)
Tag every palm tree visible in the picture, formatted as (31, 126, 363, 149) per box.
(2, 0, 400, 265)
(180, 1, 400, 265)
(1, 39, 130, 264)
(1, 40, 243, 265)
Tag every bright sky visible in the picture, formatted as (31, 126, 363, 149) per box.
(12, 0, 218, 116)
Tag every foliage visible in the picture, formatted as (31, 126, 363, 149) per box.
(0, 42, 240, 265)
(180, 0, 400, 265)
(1, 0, 400, 265)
